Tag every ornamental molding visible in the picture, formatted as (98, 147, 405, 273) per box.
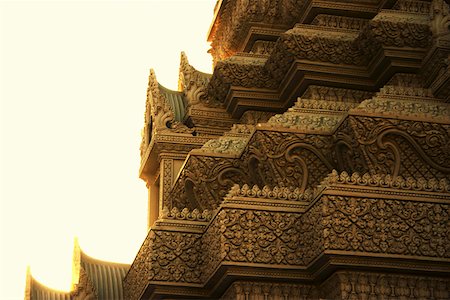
(374, 9, 430, 22)
(160, 206, 214, 222)
(301, 85, 373, 102)
(321, 271, 450, 300)
(322, 170, 450, 193)
(265, 111, 346, 134)
(393, 0, 431, 14)
(350, 86, 450, 122)
(249, 40, 276, 56)
(193, 136, 249, 156)
(311, 14, 369, 31)
(227, 184, 315, 202)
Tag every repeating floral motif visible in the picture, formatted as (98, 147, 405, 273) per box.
(393, 0, 431, 13)
(160, 206, 213, 222)
(129, 1, 450, 299)
(369, 11, 431, 48)
(215, 209, 304, 265)
(221, 281, 319, 300)
(322, 195, 450, 257)
(123, 236, 150, 300)
(312, 14, 368, 31)
(221, 274, 450, 300)
(301, 86, 373, 103)
(321, 271, 450, 300)
(147, 231, 203, 283)
(227, 183, 315, 201)
(125, 188, 450, 299)
(280, 26, 366, 65)
(324, 170, 450, 192)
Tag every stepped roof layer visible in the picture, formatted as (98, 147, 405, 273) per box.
(77, 250, 130, 300)
(25, 239, 130, 300)
(25, 267, 71, 300)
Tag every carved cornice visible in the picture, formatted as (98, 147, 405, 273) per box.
(311, 14, 369, 31)
(279, 25, 365, 65)
(208, 54, 277, 105)
(139, 131, 209, 183)
(351, 85, 450, 122)
(393, 0, 431, 13)
(368, 10, 431, 48)
(160, 206, 213, 222)
(301, 85, 374, 102)
(261, 97, 351, 134)
(265, 112, 345, 133)
(193, 136, 249, 157)
(323, 170, 450, 193)
(227, 184, 315, 202)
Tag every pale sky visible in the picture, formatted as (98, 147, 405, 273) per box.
(0, 0, 215, 298)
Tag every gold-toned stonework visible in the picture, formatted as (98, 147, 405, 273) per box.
(27, 0, 450, 299)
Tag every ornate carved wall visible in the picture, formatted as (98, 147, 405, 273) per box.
(130, 0, 450, 299)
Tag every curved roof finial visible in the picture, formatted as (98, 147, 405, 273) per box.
(71, 236, 81, 290)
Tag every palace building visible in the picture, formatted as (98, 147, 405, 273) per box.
(26, 0, 450, 299)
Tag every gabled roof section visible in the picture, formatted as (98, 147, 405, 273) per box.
(72, 238, 130, 300)
(25, 266, 71, 300)
(158, 83, 186, 123)
(146, 69, 188, 128)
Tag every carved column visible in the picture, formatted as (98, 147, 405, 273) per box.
(159, 157, 173, 213)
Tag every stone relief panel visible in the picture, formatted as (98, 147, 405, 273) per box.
(321, 271, 450, 300)
(123, 237, 151, 300)
(221, 281, 319, 300)
(243, 131, 335, 191)
(170, 156, 250, 210)
(211, 209, 304, 265)
(322, 195, 449, 257)
(147, 231, 203, 283)
(348, 116, 450, 179)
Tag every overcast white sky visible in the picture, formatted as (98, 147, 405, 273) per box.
(0, 0, 215, 298)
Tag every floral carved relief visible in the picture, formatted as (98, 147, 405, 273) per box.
(170, 156, 250, 210)
(348, 116, 450, 179)
(321, 271, 450, 300)
(322, 195, 449, 257)
(244, 131, 335, 191)
(213, 209, 304, 265)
